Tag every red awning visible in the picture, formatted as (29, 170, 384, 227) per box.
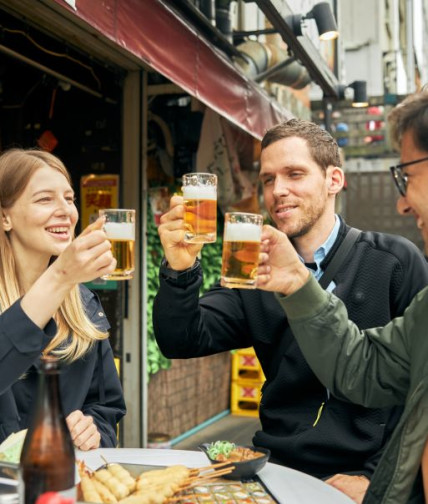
(52, 0, 292, 139)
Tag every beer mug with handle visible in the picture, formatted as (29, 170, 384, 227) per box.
(221, 212, 263, 289)
(99, 209, 136, 280)
(182, 173, 217, 243)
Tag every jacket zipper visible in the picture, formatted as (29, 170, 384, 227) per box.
(313, 389, 330, 427)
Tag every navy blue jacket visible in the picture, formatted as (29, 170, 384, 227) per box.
(0, 286, 126, 447)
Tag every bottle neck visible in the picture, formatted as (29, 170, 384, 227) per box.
(33, 367, 65, 424)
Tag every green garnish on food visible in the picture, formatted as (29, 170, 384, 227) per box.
(0, 429, 27, 464)
(206, 440, 236, 460)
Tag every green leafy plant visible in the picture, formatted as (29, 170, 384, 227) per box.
(146, 203, 223, 376)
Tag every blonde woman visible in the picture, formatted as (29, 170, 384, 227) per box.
(0, 148, 125, 450)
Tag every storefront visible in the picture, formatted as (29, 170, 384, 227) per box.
(0, 0, 296, 447)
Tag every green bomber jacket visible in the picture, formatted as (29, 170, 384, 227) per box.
(278, 275, 428, 504)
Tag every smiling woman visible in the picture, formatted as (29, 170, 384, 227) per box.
(3, 159, 79, 289)
(0, 148, 125, 451)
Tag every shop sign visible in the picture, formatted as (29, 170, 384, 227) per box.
(80, 174, 119, 290)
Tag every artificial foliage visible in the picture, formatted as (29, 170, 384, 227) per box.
(146, 204, 223, 375)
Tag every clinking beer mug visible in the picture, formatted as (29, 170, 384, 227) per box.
(221, 212, 263, 289)
(182, 173, 217, 243)
(99, 209, 136, 280)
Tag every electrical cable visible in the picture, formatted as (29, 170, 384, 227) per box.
(0, 25, 102, 89)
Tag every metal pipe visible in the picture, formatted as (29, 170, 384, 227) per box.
(233, 28, 278, 37)
(254, 0, 340, 98)
(141, 69, 149, 448)
(254, 56, 296, 82)
(0, 43, 117, 104)
(406, 0, 415, 93)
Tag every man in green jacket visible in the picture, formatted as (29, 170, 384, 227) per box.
(257, 90, 428, 503)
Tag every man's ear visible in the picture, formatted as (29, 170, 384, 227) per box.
(326, 166, 345, 195)
(2, 212, 12, 232)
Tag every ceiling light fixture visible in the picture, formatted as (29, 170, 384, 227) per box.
(287, 1, 339, 41)
(336, 80, 369, 108)
(348, 80, 369, 108)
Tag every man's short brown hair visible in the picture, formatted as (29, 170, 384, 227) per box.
(388, 90, 428, 152)
(261, 118, 342, 171)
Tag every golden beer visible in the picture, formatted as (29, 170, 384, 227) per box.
(182, 177, 217, 243)
(221, 213, 263, 289)
(99, 209, 136, 281)
(109, 238, 135, 280)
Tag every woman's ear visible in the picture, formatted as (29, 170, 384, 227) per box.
(326, 166, 345, 195)
(2, 212, 12, 232)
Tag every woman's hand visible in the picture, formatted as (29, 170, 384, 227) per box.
(51, 217, 116, 287)
(66, 410, 101, 451)
(20, 217, 116, 329)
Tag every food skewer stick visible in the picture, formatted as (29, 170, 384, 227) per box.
(194, 461, 234, 473)
(187, 465, 235, 480)
(184, 466, 235, 487)
(100, 455, 109, 465)
(99, 455, 137, 493)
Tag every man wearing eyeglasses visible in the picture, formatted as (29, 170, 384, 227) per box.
(257, 90, 428, 503)
(390, 106, 428, 259)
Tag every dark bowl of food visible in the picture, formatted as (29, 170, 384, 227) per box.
(198, 441, 270, 480)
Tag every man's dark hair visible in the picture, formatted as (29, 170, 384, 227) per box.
(261, 118, 342, 171)
(388, 90, 428, 152)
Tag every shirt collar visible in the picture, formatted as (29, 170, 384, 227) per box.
(298, 215, 340, 279)
(314, 215, 340, 263)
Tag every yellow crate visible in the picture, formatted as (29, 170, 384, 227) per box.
(231, 348, 265, 382)
(230, 379, 263, 417)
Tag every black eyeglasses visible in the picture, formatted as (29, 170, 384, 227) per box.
(390, 155, 428, 196)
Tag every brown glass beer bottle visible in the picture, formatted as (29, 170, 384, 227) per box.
(19, 356, 75, 504)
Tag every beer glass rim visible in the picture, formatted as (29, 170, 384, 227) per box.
(182, 172, 217, 181)
(99, 208, 136, 214)
(225, 211, 263, 218)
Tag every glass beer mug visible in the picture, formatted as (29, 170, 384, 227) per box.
(99, 209, 136, 280)
(182, 173, 217, 243)
(221, 212, 263, 289)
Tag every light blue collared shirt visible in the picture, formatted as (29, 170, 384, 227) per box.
(299, 215, 340, 293)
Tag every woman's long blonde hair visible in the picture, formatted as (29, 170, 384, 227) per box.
(0, 149, 108, 361)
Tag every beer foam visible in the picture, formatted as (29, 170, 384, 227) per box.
(182, 185, 217, 200)
(104, 222, 135, 240)
(224, 222, 262, 242)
